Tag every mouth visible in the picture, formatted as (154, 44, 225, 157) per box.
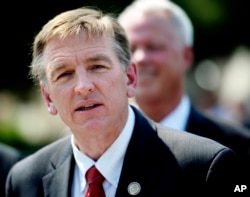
(138, 67, 157, 78)
(76, 104, 101, 111)
(138, 70, 156, 84)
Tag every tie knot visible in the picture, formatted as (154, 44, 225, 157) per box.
(86, 166, 105, 185)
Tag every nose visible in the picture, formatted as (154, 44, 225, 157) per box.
(74, 71, 94, 96)
(132, 48, 146, 64)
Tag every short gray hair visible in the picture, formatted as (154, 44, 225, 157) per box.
(118, 0, 193, 46)
(29, 7, 131, 85)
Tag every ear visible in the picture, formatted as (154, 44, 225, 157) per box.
(126, 62, 137, 98)
(40, 82, 58, 115)
(183, 46, 194, 71)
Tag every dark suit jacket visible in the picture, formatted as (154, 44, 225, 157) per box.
(186, 106, 250, 176)
(0, 143, 22, 197)
(6, 106, 248, 196)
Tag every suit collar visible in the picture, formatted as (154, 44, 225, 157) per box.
(42, 136, 74, 197)
(115, 106, 180, 196)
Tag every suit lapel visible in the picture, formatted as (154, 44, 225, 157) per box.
(42, 137, 74, 197)
(115, 107, 180, 196)
(186, 105, 212, 137)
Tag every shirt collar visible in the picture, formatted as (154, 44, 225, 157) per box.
(159, 95, 191, 131)
(71, 105, 135, 191)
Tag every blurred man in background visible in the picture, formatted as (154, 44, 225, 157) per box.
(118, 0, 250, 181)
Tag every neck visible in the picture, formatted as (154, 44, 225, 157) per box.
(136, 92, 183, 122)
(73, 106, 129, 160)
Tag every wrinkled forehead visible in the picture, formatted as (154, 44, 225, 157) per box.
(43, 32, 115, 59)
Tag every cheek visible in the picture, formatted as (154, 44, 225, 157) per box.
(50, 85, 71, 104)
(150, 52, 167, 66)
(108, 73, 128, 94)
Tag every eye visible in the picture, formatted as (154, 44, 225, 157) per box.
(56, 70, 73, 80)
(91, 65, 105, 70)
(147, 44, 163, 51)
(131, 46, 136, 53)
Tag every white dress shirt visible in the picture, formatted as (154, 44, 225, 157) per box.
(71, 106, 135, 197)
(159, 95, 191, 131)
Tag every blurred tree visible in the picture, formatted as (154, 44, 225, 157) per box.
(1, 0, 250, 98)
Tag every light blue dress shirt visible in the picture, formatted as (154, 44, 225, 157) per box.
(159, 95, 191, 131)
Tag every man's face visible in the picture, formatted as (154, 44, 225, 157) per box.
(40, 32, 137, 138)
(121, 12, 190, 103)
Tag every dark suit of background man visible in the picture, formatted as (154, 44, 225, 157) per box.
(118, 0, 250, 186)
(6, 6, 249, 196)
(0, 142, 21, 196)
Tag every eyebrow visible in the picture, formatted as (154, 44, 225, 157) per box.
(48, 63, 67, 80)
(48, 54, 114, 79)
(85, 54, 113, 65)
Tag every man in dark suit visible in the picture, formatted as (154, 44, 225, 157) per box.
(6, 7, 249, 196)
(118, 0, 250, 178)
(0, 142, 21, 196)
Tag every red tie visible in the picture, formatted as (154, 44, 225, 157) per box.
(84, 166, 105, 197)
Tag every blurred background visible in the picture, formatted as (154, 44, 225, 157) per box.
(1, 0, 250, 155)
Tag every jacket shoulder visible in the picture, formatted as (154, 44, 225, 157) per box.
(7, 135, 71, 180)
(152, 121, 234, 164)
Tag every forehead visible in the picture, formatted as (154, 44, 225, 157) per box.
(43, 32, 117, 62)
(124, 12, 177, 43)
(128, 11, 173, 31)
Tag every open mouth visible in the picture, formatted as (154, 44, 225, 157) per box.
(76, 104, 101, 111)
